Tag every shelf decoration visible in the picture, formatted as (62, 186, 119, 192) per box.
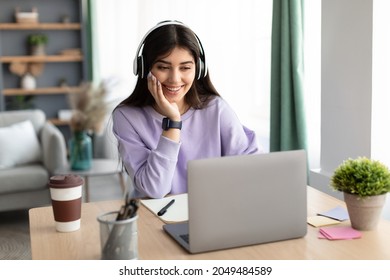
(61, 14, 70, 24)
(9, 61, 44, 90)
(21, 73, 36, 90)
(68, 82, 109, 134)
(27, 33, 48, 55)
(60, 48, 82, 56)
(68, 82, 109, 170)
(69, 130, 93, 170)
(15, 7, 38, 24)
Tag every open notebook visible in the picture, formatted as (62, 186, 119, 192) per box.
(140, 193, 188, 223)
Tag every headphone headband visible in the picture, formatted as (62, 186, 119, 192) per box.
(133, 20, 207, 79)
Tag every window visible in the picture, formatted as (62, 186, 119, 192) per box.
(304, 0, 321, 169)
(94, 0, 272, 151)
(94, 0, 321, 168)
(372, 0, 390, 167)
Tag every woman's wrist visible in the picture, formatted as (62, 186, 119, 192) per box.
(166, 113, 181, 121)
(161, 117, 181, 142)
(162, 128, 180, 143)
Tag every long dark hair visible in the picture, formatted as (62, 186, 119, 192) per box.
(120, 23, 220, 109)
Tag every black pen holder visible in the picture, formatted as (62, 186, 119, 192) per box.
(97, 211, 138, 260)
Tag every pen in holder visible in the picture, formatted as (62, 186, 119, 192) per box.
(97, 195, 139, 260)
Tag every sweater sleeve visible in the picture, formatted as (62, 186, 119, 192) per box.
(218, 100, 260, 156)
(112, 107, 181, 198)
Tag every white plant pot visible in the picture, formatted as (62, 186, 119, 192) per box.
(21, 73, 36, 90)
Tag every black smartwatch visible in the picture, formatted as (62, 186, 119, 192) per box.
(162, 117, 182, 131)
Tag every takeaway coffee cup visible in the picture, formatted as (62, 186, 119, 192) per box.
(48, 174, 83, 232)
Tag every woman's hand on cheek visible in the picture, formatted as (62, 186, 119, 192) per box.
(147, 72, 181, 120)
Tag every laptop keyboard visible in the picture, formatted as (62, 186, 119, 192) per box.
(180, 234, 189, 244)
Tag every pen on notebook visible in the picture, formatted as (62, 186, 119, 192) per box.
(157, 199, 175, 216)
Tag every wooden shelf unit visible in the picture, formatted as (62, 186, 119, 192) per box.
(0, 0, 88, 145)
(0, 54, 83, 63)
(0, 23, 81, 30)
(3, 86, 82, 96)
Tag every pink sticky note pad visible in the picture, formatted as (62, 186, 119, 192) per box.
(319, 226, 362, 240)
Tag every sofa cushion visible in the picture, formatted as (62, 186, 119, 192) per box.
(0, 164, 49, 195)
(0, 109, 45, 133)
(0, 120, 42, 169)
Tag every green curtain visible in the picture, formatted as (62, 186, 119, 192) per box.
(85, 0, 94, 82)
(270, 0, 307, 152)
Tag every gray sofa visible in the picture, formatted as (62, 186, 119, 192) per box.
(0, 109, 67, 212)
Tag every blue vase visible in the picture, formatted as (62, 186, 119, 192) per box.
(69, 131, 92, 170)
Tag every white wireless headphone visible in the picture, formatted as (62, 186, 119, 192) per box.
(133, 20, 207, 79)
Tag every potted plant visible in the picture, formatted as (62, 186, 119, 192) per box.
(330, 157, 390, 230)
(27, 33, 48, 55)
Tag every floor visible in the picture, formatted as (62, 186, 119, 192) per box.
(0, 174, 125, 260)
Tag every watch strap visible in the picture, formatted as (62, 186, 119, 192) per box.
(162, 118, 182, 130)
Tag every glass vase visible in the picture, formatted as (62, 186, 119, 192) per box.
(69, 130, 92, 170)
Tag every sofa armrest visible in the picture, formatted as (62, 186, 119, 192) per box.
(40, 122, 67, 174)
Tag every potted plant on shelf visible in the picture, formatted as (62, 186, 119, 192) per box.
(27, 33, 48, 55)
(330, 157, 390, 230)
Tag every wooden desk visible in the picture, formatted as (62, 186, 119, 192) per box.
(29, 187, 390, 260)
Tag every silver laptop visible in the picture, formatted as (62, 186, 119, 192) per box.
(163, 150, 307, 254)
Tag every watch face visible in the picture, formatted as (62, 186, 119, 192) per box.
(162, 118, 169, 130)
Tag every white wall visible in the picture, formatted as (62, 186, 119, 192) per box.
(310, 0, 390, 220)
(310, 0, 373, 198)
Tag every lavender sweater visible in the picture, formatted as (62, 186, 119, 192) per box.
(112, 96, 259, 198)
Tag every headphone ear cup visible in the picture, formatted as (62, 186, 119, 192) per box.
(196, 57, 204, 80)
(133, 56, 139, 76)
(134, 55, 145, 78)
(139, 56, 145, 78)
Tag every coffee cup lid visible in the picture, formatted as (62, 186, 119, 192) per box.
(48, 174, 84, 188)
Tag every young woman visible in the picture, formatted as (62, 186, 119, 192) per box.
(112, 21, 260, 198)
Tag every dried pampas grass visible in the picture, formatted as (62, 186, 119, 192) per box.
(69, 82, 108, 134)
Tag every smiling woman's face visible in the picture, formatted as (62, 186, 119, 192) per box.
(150, 47, 196, 110)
